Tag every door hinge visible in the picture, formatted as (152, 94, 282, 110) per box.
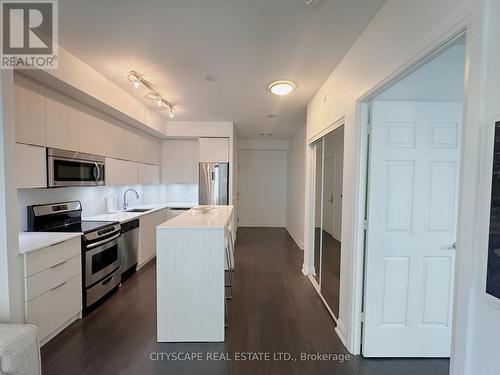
(361, 220, 368, 230)
(366, 123, 372, 135)
(360, 312, 365, 322)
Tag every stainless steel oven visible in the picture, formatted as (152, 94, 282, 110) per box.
(82, 223, 122, 311)
(84, 231, 121, 287)
(47, 148, 105, 187)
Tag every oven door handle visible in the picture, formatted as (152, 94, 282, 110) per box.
(86, 233, 121, 249)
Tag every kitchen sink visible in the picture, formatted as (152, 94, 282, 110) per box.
(126, 208, 152, 213)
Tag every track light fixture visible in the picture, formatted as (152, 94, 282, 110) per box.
(127, 71, 175, 118)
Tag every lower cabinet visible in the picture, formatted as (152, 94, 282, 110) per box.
(23, 237, 82, 345)
(138, 208, 167, 268)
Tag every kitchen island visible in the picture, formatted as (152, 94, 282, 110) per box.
(156, 205, 234, 342)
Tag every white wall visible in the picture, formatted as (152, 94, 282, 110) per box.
(376, 42, 466, 102)
(0, 70, 23, 322)
(237, 140, 288, 227)
(463, 1, 500, 374)
(305, 1, 483, 371)
(286, 125, 306, 249)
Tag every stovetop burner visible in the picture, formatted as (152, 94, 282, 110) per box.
(27, 200, 119, 235)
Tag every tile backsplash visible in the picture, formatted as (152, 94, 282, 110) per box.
(17, 184, 198, 231)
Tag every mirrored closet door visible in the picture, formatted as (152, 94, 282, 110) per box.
(311, 125, 344, 319)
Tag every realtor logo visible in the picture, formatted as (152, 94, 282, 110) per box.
(1, 0, 58, 69)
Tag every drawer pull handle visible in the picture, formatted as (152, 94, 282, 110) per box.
(49, 281, 67, 291)
(102, 275, 114, 286)
(50, 260, 67, 269)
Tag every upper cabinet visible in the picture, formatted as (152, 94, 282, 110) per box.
(14, 75, 45, 146)
(16, 143, 46, 189)
(199, 137, 229, 162)
(138, 163, 160, 185)
(123, 129, 160, 166)
(161, 139, 199, 184)
(45, 89, 79, 151)
(78, 108, 123, 159)
(105, 158, 138, 186)
(13, 75, 161, 167)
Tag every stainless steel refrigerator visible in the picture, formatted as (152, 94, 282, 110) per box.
(199, 162, 229, 205)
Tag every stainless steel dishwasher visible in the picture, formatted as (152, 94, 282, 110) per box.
(119, 219, 139, 281)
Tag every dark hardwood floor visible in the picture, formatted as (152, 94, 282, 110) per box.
(41, 227, 449, 375)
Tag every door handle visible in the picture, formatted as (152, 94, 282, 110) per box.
(446, 242, 457, 250)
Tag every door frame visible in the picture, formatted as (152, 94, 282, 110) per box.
(351, 24, 470, 355)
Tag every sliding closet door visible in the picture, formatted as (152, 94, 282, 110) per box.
(313, 139, 324, 284)
(320, 126, 344, 318)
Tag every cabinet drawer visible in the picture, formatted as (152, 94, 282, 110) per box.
(24, 237, 81, 277)
(25, 255, 81, 302)
(25, 274, 82, 342)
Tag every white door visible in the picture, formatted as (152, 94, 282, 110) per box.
(363, 101, 462, 357)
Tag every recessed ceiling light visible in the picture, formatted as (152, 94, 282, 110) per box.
(268, 80, 296, 96)
(259, 133, 273, 137)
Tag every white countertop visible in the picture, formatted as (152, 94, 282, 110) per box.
(84, 202, 197, 224)
(19, 202, 196, 253)
(158, 205, 234, 230)
(19, 232, 82, 254)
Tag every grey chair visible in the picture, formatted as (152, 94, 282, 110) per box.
(0, 324, 41, 375)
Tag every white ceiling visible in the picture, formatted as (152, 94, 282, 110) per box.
(57, 0, 385, 139)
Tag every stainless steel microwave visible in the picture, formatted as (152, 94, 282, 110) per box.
(47, 148, 105, 187)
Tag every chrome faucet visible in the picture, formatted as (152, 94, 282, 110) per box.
(123, 188, 139, 210)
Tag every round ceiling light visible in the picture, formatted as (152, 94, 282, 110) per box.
(268, 80, 296, 96)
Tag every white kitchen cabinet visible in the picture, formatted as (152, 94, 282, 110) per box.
(161, 139, 199, 184)
(138, 163, 160, 185)
(78, 108, 123, 158)
(23, 236, 82, 345)
(199, 137, 229, 162)
(181, 139, 199, 183)
(16, 143, 47, 188)
(138, 208, 167, 268)
(105, 158, 138, 186)
(14, 75, 45, 146)
(45, 89, 79, 151)
(123, 130, 160, 166)
(144, 137, 161, 165)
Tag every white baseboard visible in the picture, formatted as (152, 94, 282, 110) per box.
(238, 223, 285, 227)
(307, 274, 350, 351)
(285, 226, 304, 250)
(335, 320, 348, 349)
(302, 263, 314, 275)
(40, 312, 80, 347)
(137, 255, 156, 270)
